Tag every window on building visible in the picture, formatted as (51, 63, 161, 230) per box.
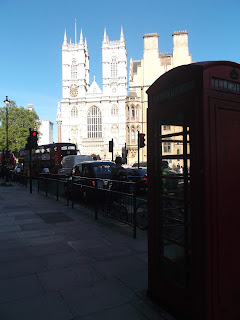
(131, 106, 135, 119)
(127, 126, 130, 143)
(111, 57, 117, 78)
(131, 126, 135, 141)
(163, 142, 171, 153)
(111, 104, 118, 116)
(71, 106, 78, 118)
(87, 106, 102, 138)
(127, 105, 129, 119)
(71, 59, 77, 79)
(136, 105, 139, 119)
(163, 125, 171, 131)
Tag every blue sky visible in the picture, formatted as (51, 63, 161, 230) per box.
(0, 0, 239, 142)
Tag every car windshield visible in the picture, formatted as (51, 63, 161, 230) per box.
(92, 163, 115, 179)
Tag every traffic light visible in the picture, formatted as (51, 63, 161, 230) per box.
(139, 133, 145, 148)
(26, 130, 38, 149)
(30, 130, 38, 149)
(122, 143, 128, 164)
(109, 139, 113, 153)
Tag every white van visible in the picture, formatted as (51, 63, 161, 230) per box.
(58, 155, 93, 176)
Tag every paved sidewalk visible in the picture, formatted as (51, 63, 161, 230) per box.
(0, 179, 176, 320)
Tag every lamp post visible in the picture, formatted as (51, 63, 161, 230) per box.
(4, 96, 10, 182)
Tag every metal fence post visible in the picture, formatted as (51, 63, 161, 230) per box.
(38, 176, 39, 193)
(45, 177, 48, 197)
(95, 180, 98, 220)
(133, 183, 137, 238)
(71, 178, 74, 209)
(56, 175, 59, 201)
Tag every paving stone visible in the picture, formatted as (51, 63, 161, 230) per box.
(6, 211, 36, 217)
(14, 218, 44, 225)
(117, 269, 148, 293)
(0, 291, 73, 320)
(60, 278, 137, 318)
(40, 251, 94, 270)
(0, 213, 8, 218)
(93, 256, 147, 278)
(37, 265, 102, 292)
(63, 230, 104, 241)
(0, 247, 33, 263)
(0, 274, 44, 303)
(39, 212, 73, 223)
(132, 296, 174, 320)
(14, 213, 38, 220)
(16, 229, 55, 239)
(0, 238, 31, 251)
(0, 257, 46, 279)
(0, 232, 19, 240)
(29, 242, 73, 256)
(135, 252, 148, 264)
(76, 303, 147, 320)
(52, 224, 88, 234)
(83, 244, 136, 261)
(28, 234, 69, 246)
(19, 222, 52, 231)
(0, 225, 22, 233)
(67, 237, 112, 251)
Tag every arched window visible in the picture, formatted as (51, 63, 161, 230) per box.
(71, 106, 78, 118)
(111, 104, 118, 116)
(127, 105, 130, 119)
(111, 57, 117, 78)
(136, 105, 139, 119)
(131, 126, 135, 141)
(87, 106, 102, 138)
(127, 126, 130, 143)
(71, 59, 77, 79)
(131, 105, 135, 119)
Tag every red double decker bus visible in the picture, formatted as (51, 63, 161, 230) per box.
(19, 142, 77, 177)
(0, 151, 16, 176)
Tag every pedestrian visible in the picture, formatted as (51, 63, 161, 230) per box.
(110, 156, 128, 193)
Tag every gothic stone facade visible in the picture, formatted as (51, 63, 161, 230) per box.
(126, 31, 192, 165)
(57, 26, 127, 160)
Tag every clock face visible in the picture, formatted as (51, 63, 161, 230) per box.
(69, 85, 78, 97)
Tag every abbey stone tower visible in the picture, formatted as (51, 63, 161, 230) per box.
(57, 24, 127, 159)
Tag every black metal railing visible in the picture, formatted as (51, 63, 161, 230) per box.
(36, 174, 140, 238)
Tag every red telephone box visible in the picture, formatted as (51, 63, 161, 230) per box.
(147, 61, 240, 320)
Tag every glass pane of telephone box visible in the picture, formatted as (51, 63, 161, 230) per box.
(158, 113, 191, 288)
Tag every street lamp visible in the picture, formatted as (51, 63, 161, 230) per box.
(4, 96, 10, 182)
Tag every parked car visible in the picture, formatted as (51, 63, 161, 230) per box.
(132, 162, 147, 168)
(65, 161, 115, 202)
(126, 167, 147, 194)
(58, 155, 93, 176)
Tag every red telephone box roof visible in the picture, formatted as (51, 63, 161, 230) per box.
(147, 60, 240, 95)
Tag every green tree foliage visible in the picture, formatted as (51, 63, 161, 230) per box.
(0, 101, 40, 156)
